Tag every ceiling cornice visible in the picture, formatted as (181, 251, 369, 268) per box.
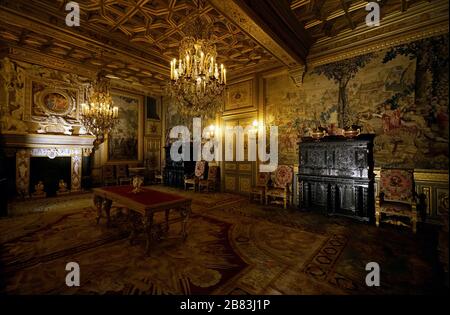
(307, 0, 449, 67)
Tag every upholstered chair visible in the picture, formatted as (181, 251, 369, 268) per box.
(198, 165, 220, 192)
(116, 164, 131, 185)
(102, 165, 117, 186)
(265, 165, 293, 209)
(184, 161, 208, 191)
(375, 168, 418, 233)
(249, 172, 271, 204)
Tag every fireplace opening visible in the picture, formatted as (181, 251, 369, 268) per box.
(30, 157, 71, 197)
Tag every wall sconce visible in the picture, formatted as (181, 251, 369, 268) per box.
(250, 120, 259, 136)
(205, 125, 217, 138)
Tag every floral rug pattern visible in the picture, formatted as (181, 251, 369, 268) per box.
(0, 186, 443, 295)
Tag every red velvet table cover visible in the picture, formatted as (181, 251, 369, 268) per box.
(99, 186, 186, 206)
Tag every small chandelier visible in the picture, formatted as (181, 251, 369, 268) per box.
(80, 70, 118, 148)
(168, 7, 227, 118)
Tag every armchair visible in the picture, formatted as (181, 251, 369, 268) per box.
(266, 165, 293, 209)
(375, 168, 418, 233)
(249, 172, 270, 204)
(184, 161, 208, 191)
(198, 165, 220, 192)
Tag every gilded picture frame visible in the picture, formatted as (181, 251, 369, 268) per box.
(34, 88, 76, 117)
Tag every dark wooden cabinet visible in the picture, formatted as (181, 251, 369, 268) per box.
(298, 134, 375, 222)
(163, 143, 195, 188)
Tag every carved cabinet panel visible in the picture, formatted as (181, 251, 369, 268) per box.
(298, 135, 375, 222)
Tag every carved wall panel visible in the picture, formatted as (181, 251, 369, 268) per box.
(15, 149, 30, 197)
(239, 176, 252, 194)
(71, 153, 82, 192)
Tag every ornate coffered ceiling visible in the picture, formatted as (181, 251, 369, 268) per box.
(291, 0, 439, 41)
(0, 0, 448, 91)
(0, 0, 282, 93)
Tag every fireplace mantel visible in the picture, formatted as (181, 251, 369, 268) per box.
(1, 133, 95, 198)
(2, 134, 95, 150)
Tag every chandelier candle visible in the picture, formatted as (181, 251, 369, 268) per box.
(80, 71, 119, 148)
(168, 16, 227, 118)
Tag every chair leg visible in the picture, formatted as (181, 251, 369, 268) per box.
(375, 211, 380, 227)
(283, 196, 287, 209)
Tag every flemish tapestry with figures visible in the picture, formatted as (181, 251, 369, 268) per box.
(108, 94, 141, 161)
(265, 34, 448, 169)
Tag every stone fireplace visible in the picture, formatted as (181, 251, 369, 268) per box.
(2, 134, 94, 198)
(30, 156, 72, 197)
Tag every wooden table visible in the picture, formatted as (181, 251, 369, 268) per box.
(92, 186, 192, 255)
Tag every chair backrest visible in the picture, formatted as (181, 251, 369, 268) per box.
(103, 165, 115, 179)
(256, 172, 270, 187)
(273, 165, 293, 188)
(116, 164, 128, 178)
(194, 161, 208, 178)
(380, 168, 414, 203)
(207, 166, 219, 181)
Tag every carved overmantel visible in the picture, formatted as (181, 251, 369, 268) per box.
(2, 133, 95, 198)
(0, 57, 91, 136)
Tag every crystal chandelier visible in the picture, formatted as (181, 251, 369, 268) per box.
(80, 70, 118, 148)
(168, 13, 227, 118)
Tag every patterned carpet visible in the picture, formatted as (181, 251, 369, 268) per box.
(0, 186, 444, 295)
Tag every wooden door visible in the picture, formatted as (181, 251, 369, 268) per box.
(222, 116, 255, 195)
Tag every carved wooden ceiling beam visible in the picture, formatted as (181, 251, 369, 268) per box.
(401, 0, 408, 12)
(340, 0, 355, 30)
(208, 0, 307, 67)
(208, 0, 311, 86)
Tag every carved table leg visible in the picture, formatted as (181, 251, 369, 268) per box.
(143, 212, 154, 256)
(94, 196, 104, 225)
(164, 209, 170, 234)
(128, 210, 141, 245)
(180, 205, 191, 241)
(103, 199, 113, 227)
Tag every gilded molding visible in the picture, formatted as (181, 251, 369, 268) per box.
(414, 171, 449, 183)
(308, 0, 449, 67)
(374, 167, 448, 183)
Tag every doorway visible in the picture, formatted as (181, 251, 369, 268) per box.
(221, 114, 257, 195)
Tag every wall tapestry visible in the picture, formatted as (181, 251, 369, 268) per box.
(108, 93, 143, 162)
(265, 34, 448, 169)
